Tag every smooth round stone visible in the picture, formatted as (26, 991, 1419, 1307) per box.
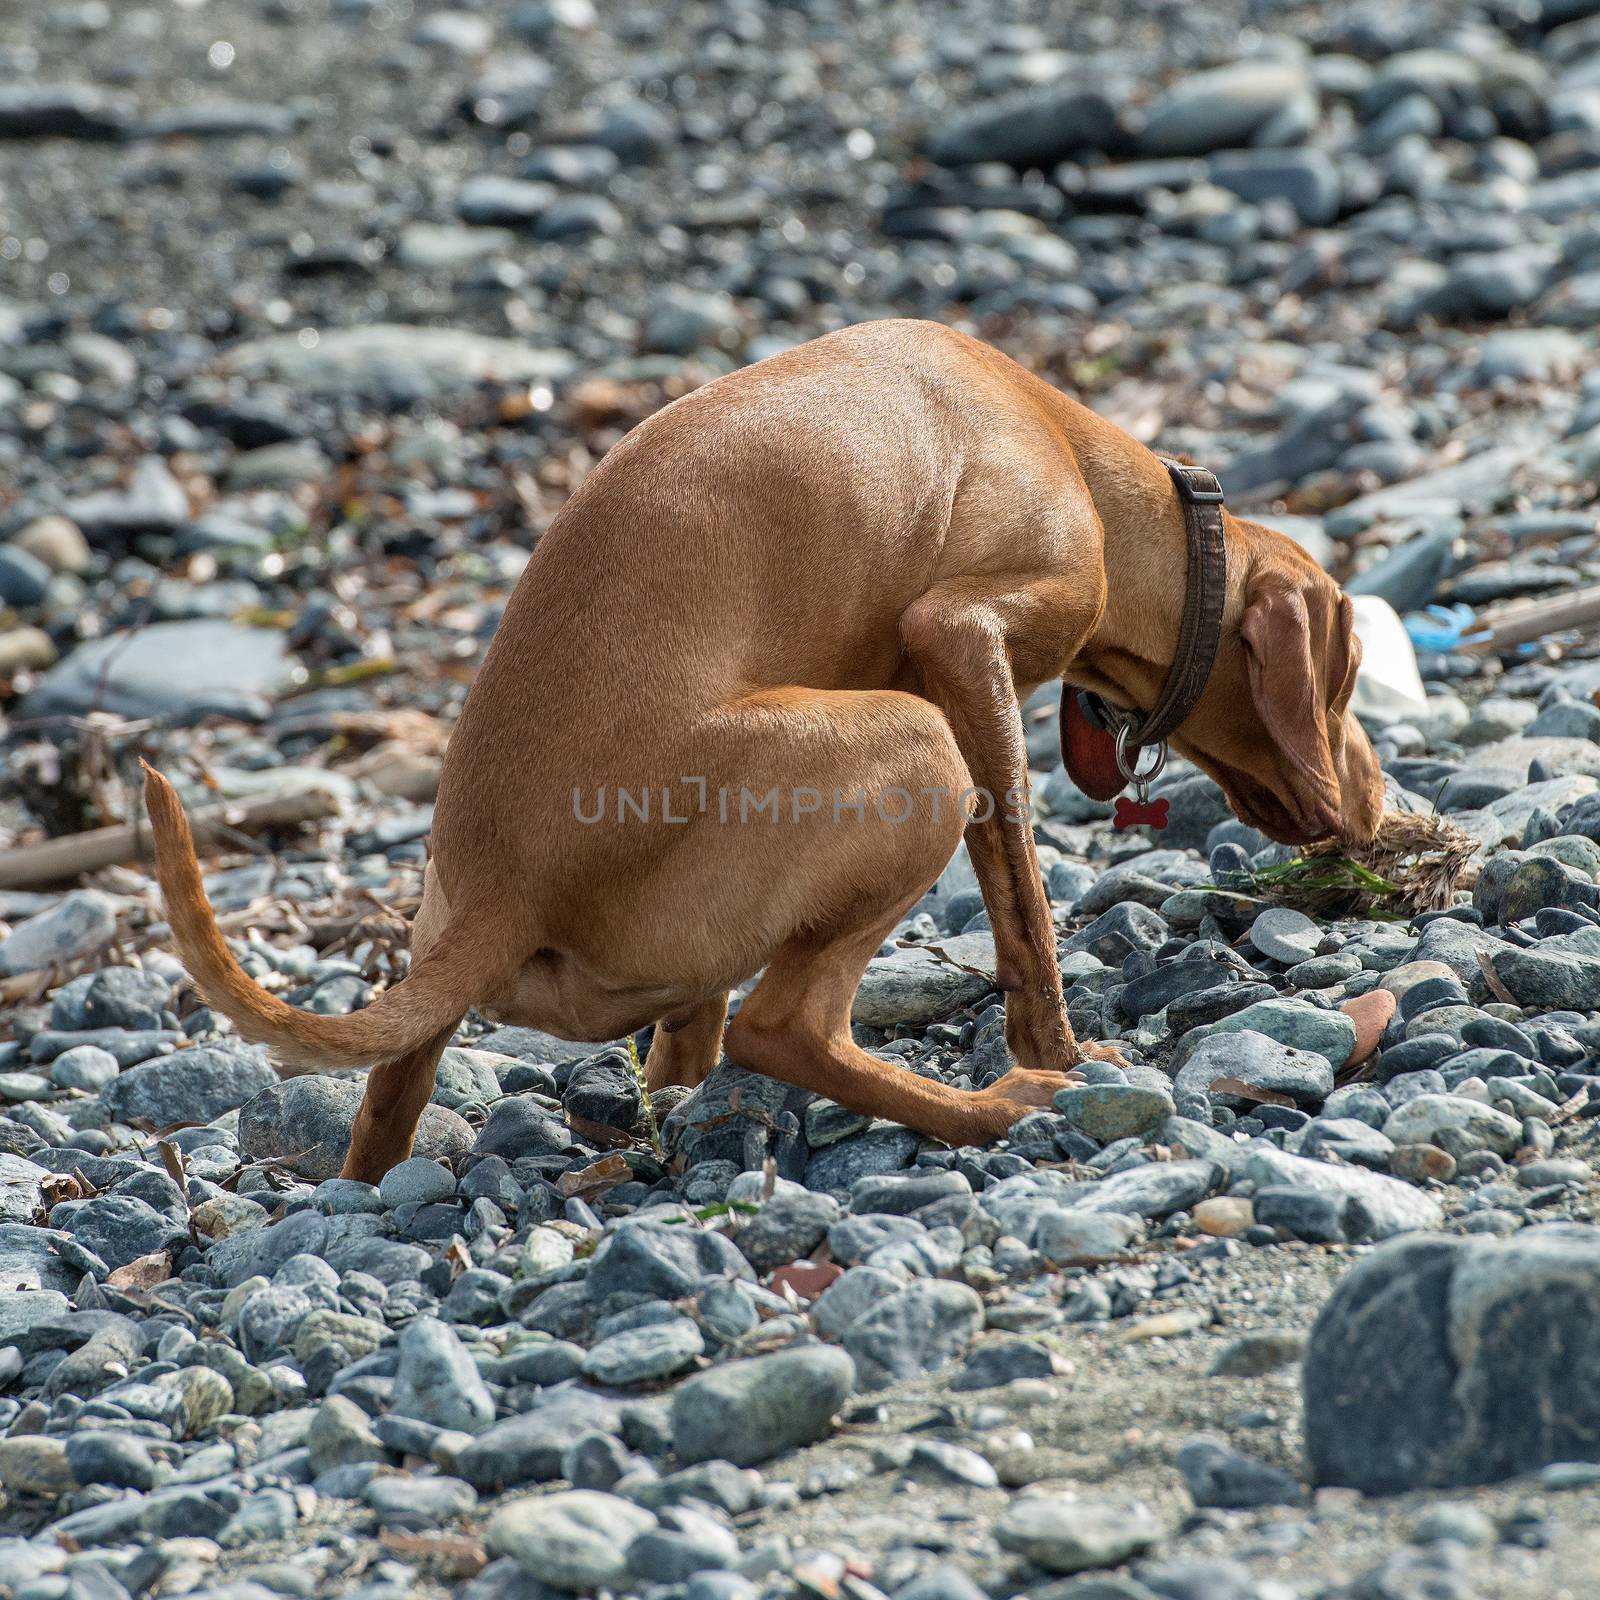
(0, 1437, 73, 1495)
(1400, 977, 1471, 1023)
(65, 1431, 159, 1490)
(1380, 961, 1461, 1002)
(1301, 1117, 1395, 1170)
(488, 1490, 655, 1589)
(1052, 1083, 1174, 1143)
(1206, 1000, 1358, 1070)
(1413, 1503, 1496, 1548)
(1389, 1143, 1458, 1184)
(581, 1318, 705, 1386)
(0, 1071, 52, 1101)
(1250, 907, 1322, 965)
(1193, 1196, 1254, 1237)
(378, 1157, 457, 1208)
(49, 1043, 120, 1091)
(1382, 1094, 1523, 1159)
(994, 1496, 1160, 1574)
(1322, 1084, 1392, 1128)
(1287, 952, 1363, 988)
(1405, 1006, 1490, 1046)
(1340, 988, 1398, 1066)
(310, 1178, 385, 1215)
(363, 1473, 477, 1527)
(1516, 1158, 1588, 1188)
(1527, 836, 1600, 877)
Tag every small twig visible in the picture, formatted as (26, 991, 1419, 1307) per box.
(0, 784, 343, 890)
(157, 1138, 201, 1248)
(1477, 950, 1518, 1008)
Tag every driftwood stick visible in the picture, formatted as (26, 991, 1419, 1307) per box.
(1461, 584, 1600, 654)
(0, 786, 343, 891)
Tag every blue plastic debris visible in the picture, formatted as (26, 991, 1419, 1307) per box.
(1404, 604, 1482, 652)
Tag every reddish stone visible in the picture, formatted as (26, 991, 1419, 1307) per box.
(1340, 988, 1397, 1067)
(770, 1261, 842, 1301)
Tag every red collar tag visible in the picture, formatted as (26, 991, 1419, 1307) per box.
(1061, 691, 1169, 830)
(1114, 795, 1170, 830)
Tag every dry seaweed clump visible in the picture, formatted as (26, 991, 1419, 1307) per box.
(1240, 811, 1479, 919)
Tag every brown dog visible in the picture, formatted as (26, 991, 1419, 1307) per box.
(144, 320, 1383, 1182)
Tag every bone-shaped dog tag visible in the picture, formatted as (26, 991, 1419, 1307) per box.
(1114, 795, 1169, 830)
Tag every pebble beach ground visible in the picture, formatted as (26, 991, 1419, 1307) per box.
(5, 1, 1600, 1598)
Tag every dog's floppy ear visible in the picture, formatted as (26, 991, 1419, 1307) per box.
(1240, 578, 1356, 823)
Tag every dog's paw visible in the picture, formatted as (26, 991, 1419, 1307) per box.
(978, 1066, 1072, 1110)
(1070, 1039, 1128, 1072)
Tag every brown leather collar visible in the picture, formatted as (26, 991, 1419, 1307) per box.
(1126, 457, 1228, 748)
(1061, 457, 1228, 809)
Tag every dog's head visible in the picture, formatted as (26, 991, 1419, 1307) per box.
(1171, 523, 1384, 848)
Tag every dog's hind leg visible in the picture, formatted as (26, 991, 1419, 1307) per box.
(644, 992, 729, 1091)
(340, 1023, 457, 1184)
(682, 687, 1081, 1141)
(339, 863, 460, 1183)
(723, 889, 1072, 1146)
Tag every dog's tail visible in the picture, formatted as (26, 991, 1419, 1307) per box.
(142, 762, 479, 1075)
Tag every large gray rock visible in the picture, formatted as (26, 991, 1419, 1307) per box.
(488, 1490, 654, 1591)
(0, 1153, 47, 1224)
(853, 933, 998, 1026)
(391, 1317, 495, 1435)
(842, 1280, 984, 1390)
(453, 1392, 624, 1490)
(0, 892, 119, 978)
(206, 1209, 329, 1287)
(0, 1225, 81, 1294)
(222, 326, 573, 404)
(50, 1195, 187, 1271)
(17, 622, 294, 725)
(1489, 946, 1600, 1011)
(995, 1496, 1161, 1573)
(102, 1042, 279, 1128)
(928, 87, 1121, 168)
(1077, 1158, 1225, 1219)
(672, 1346, 855, 1466)
(1174, 1031, 1334, 1107)
(661, 1063, 797, 1167)
(1209, 148, 1340, 225)
(1383, 1095, 1523, 1159)
(238, 1076, 473, 1180)
(1137, 60, 1312, 156)
(1243, 1146, 1441, 1240)
(1205, 1000, 1357, 1069)
(1306, 1225, 1600, 1490)
(585, 1218, 753, 1302)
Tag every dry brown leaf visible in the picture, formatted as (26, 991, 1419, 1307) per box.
(1476, 949, 1518, 1007)
(1206, 1076, 1296, 1108)
(557, 1152, 632, 1199)
(378, 1531, 487, 1580)
(107, 1251, 174, 1290)
(40, 1172, 89, 1207)
(1113, 1305, 1214, 1343)
(565, 1111, 637, 1151)
(157, 1138, 187, 1189)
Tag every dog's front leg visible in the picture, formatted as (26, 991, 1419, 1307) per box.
(901, 576, 1124, 1075)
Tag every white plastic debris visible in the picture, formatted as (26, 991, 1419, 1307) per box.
(1349, 594, 1428, 727)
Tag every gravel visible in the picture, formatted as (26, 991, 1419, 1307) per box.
(5, 0, 1600, 1592)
